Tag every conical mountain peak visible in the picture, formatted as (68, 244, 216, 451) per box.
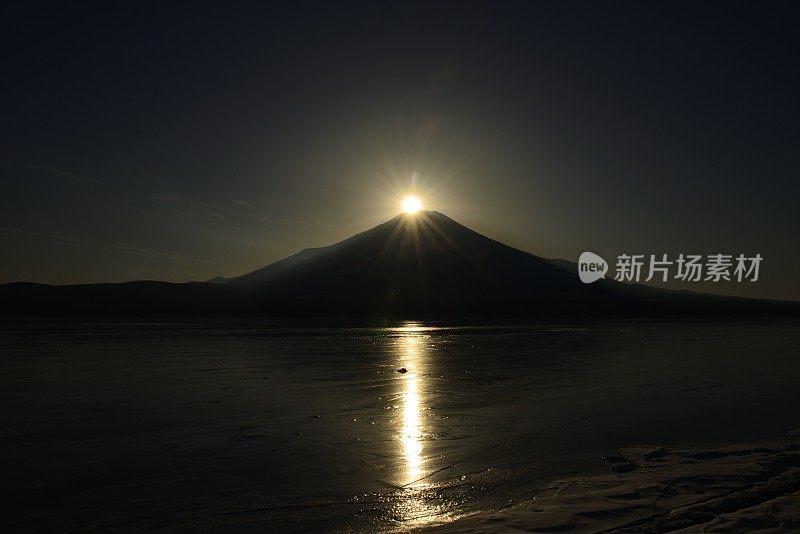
(227, 211, 584, 314)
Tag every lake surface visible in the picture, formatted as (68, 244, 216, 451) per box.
(2, 320, 799, 532)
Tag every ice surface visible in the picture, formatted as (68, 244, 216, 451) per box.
(2, 319, 799, 531)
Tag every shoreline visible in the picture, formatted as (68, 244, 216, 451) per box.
(423, 432, 800, 533)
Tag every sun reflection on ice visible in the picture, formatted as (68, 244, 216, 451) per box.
(389, 322, 451, 527)
(400, 333, 424, 484)
(349, 322, 464, 530)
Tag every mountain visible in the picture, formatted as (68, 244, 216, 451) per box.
(227, 211, 616, 314)
(0, 211, 796, 318)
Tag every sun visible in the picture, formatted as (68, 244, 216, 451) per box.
(402, 196, 422, 213)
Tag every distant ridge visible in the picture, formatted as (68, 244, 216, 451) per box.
(1, 211, 797, 318)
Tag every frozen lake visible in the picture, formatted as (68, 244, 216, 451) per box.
(2, 320, 799, 531)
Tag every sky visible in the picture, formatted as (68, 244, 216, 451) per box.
(1, 1, 799, 300)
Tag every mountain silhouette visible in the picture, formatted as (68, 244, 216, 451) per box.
(227, 211, 616, 313)
(0, 211, 796, 318)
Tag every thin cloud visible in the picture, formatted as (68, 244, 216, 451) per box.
(3, 228, 221, 265)
(25, 164, 99, 183)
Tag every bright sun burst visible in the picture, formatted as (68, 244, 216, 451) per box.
(402, 196, 422, 213)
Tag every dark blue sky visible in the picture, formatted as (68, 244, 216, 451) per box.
(2, 1, 799, 299)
